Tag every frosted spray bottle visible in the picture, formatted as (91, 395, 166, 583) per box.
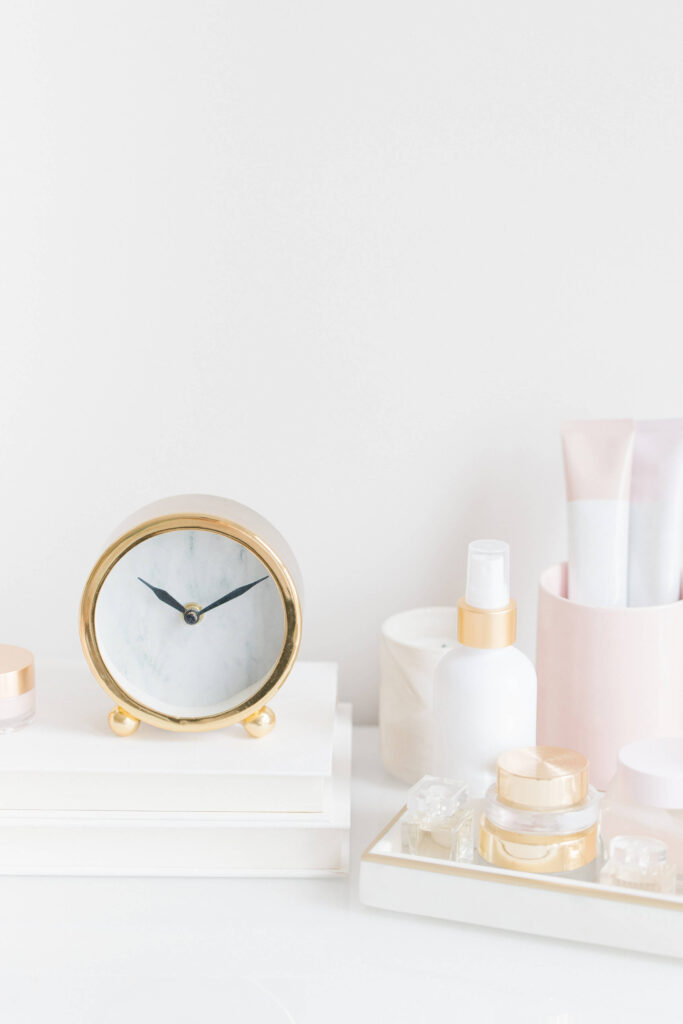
(433, 540, 537, 798)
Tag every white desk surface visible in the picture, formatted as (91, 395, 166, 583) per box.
(1, 727, 680, 1024)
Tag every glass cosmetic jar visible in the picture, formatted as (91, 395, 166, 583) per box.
(0, 645, 35, 733)
(478, 746, 599, 875)
(600, 737, 683, 889)
(600, 835, 676, 894)
(401, 775, 473, 862)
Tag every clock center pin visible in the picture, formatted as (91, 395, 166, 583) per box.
(183, 604, 202, 625)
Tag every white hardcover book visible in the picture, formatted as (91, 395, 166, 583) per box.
(0, 704, 351, 877)
(0, 660, 338, 813)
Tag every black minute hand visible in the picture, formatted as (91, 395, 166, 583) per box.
(138, 578, 187, 614)
(200, 576, 269, 616)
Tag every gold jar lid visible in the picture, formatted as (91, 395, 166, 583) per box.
(497, 746, 589, 810)
(0, 646, 34, 699)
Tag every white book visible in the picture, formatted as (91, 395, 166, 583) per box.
(0, 660, 338, 813)
(0, 704, 351, 878)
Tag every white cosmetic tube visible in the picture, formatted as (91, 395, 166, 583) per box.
(628, 419, 683, 606)
(561, 420, 635, 607)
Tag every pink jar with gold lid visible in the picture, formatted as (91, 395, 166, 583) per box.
(0, 645, 35, 732)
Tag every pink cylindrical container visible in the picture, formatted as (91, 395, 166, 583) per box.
(0, 645, 35, 732)
(536, 564, 683, 790)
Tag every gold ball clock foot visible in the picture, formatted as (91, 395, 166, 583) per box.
(108, 706, 140, 736)
(242, 705, 276, 738)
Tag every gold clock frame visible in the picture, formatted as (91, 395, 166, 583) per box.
(79, 512, 302, 737)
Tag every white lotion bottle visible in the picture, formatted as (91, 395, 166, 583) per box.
(432, 540, 537, 798)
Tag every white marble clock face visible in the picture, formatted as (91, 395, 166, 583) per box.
(94, 528, 286, 718)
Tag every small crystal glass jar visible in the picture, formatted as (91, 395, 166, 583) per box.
(600, 737, 683, 890)
(401, 775, 473, 862)
(600, 835, 676, 894)
(0, 645, 35, 733)
(478, 747, 599, 875)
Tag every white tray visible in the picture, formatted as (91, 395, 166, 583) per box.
(360, 805, 683, 959)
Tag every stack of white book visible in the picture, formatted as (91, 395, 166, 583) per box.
(0, 661, 350, 877)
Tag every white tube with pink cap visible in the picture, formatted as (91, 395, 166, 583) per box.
(628, 418, 683, 607)
(561, 419, 635, 607)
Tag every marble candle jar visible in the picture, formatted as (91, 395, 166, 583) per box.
(380, 608, 459, 783)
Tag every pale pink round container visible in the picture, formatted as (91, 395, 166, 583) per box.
(536, 563, 683, 790)
(0, 645, 35, 733)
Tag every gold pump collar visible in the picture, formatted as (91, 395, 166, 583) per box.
(457, 597, 516, 649)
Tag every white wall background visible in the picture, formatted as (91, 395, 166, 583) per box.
(1, 1, 682, 722)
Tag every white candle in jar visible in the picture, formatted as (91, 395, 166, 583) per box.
(380, 608, 459, 783)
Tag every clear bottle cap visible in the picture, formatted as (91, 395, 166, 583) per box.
(600, 834, 676, 892)
(610, 834, 668, 870)
(465, 540, 510, 610)
(406, 775, 468, 825)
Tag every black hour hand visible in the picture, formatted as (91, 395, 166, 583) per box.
(138, 578, 186, 614)
(200, 576, 269, 616)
